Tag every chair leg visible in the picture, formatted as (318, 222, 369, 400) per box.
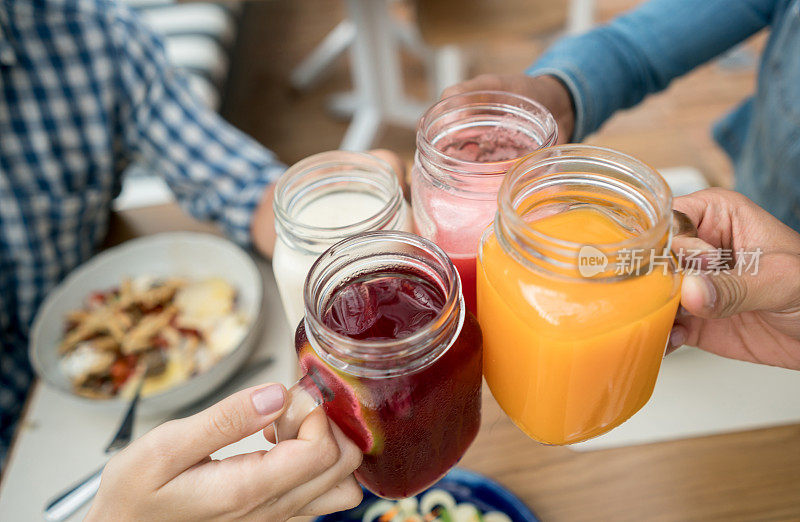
(289, 20, 356, 91)
(297, 0, 469, 150)
(431, 45, 465, 98)
(340, 107, 382, 151)
(567, 0, 596, 34)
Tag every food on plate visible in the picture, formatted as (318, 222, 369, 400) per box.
(58, 276, 249, 398)
(361, 489, 513, 522)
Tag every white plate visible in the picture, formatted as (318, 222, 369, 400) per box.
(30, 232, 263, 415)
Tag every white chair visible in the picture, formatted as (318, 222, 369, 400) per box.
(291, 0, 465, 151)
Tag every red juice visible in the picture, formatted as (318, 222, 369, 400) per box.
(451, 255, 477, 313)
(295, 268, 482, 499)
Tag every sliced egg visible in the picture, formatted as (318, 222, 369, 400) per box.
(206, 314, 248, 357)
(174, 278, 236, 327)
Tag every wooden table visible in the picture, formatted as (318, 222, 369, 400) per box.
(2, 204, 799, 521)
(460, 392, 800, 521)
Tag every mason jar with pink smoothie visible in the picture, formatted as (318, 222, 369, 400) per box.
(411, 91, 557, 312)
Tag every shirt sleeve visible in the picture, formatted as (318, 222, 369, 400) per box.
(110, 5, 285, 247)
(527, 0, 777, 141)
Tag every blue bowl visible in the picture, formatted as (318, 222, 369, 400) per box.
(314, 468, 539, 522)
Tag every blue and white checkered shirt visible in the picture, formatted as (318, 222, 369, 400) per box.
(0, 0, 284, 466)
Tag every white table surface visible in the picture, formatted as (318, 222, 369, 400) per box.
(572, 346, 800, 451)
(0, 259, 298, 522)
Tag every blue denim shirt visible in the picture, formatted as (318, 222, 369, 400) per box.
(529, 0, 800, 231)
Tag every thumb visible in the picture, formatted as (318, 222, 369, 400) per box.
(681, 253, 800, 318)
(137, 383, 287, 479)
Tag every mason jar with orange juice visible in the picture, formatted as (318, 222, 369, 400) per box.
(477, 145, 682, 445)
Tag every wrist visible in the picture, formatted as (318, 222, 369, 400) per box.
(533, 75, 576, 142)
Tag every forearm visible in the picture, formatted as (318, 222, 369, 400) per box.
(113, 12, 284, 249)
(129, 74, 284, 248)
(136, 103, 284, 248)
(529, 0, 776, 140)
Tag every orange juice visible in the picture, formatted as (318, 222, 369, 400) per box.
(478, 145, 681, 445)
(478, 205, 680, 444)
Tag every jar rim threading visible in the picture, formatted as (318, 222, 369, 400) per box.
(416, 90, 558, 179)
(302, 231, 465, 378)
(274, 151, 405, 254)
(494, 144, 674, 281)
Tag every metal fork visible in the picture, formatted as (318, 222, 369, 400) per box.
(104, 367, 148, 453)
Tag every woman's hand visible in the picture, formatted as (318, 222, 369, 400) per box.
(441, 74, 575, 143)
(669, 188, 800, 370)
(86, 384, 363, 521)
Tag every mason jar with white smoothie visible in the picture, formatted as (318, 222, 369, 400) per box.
(272, 151, 412, 328)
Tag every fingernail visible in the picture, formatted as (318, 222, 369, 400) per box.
(685, 274, 717, 310)
(669, 327, 686, 347)
(251, 384, 285, 415)
(699, 274, 717, 309)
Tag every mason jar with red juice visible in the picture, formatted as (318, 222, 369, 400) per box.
(275, 231, 483, 499)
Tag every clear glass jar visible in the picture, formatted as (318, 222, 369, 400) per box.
(281, 231, 483, 499)
(272, 151, 412, 328)
(412, 90, 557, 312)
(477, 145, 681, 445)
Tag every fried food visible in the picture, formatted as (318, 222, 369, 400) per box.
(58, 276, 249, 398)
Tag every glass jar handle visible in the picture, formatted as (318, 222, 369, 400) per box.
(272, 371, 330, 442)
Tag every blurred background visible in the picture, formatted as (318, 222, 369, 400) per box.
(226, 0, 762, 185)
(127, 0, 764, 195)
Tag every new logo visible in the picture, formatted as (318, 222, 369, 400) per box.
(578, 245, 608, 278)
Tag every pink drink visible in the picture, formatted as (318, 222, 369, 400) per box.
(412, 91, 557, 313)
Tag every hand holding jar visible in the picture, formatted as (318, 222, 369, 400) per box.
(441, 74, 575, 143)
(87, 384, 363, 521)
(272, 232, 483, 499)
(668, 188, 800, 370)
